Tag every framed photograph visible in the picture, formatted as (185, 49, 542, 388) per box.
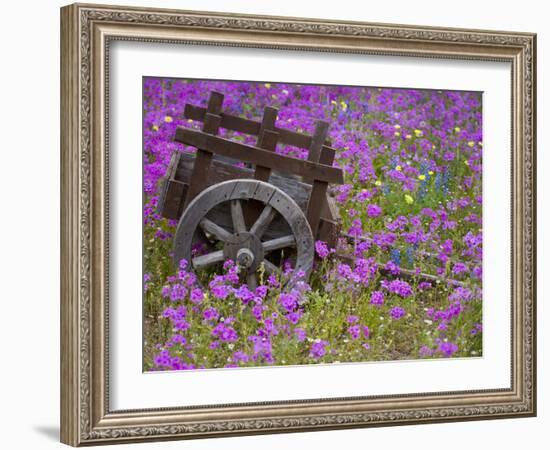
(60, 3, 536, 446)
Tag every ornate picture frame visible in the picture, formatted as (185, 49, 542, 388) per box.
(60, 3, 536, 446)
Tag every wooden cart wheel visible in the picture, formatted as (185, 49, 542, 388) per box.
(173, 179, 314, 289)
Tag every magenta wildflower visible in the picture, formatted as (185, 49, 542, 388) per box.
(309, 340, 329, 359)
(389, 306, 406, 320)
(366, 204, 382, 217)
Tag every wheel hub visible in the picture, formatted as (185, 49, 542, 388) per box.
(223, 232, 264, 273)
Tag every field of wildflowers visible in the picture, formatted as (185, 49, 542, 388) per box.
(143, 78, 483, 371)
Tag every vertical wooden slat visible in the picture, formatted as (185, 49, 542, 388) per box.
(306, 121, 329, 169)
(254, 130, 279, 181)
(254, 106, 278, 181)
(306, 121, 331, 237)
(184, 92, 224, 206)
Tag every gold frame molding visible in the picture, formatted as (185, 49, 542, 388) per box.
(60, 3, 536, 446)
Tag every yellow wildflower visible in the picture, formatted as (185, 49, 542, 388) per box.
(264, 83, 271, 88)
(465, 160, 470, 166)
(467, 141, 475, 147)
(340, 101, 348, 111)
(374, 180, 382, 186)
(152, 125, 159, 131)
(404, 194, 414, 204)
(405, 134, 412, 139)
(394, 131, 401, 137)
(187, 119, 193, 123)
(414, 129, 423, 137)
(428, 170, 434, 175)
(454, 127, 461, 133)
(394, 124, 401, 129)
(395, 165, 402, 171)
(164, 116, 173, 123)
(331, 100, 337, 105)
(418, 174, 426, 181)
(271, 94, 277, 99)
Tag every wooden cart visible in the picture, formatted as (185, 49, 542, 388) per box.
(157, 91, 343, 288)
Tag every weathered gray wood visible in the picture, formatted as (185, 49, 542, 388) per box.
(230, 199, 247, 233)
(184, 92, 224, 207)
(262, 235, 296, 253)
(250, 205, 276, 238)
(157, 151, 183, 218)
(193, 250, 225, 269)
(262, 259, 281, 276)
(166, 152, 341, 242)
(173, 180, 314, 288)
(175, 128, 344, 184)
(184, 102, 332, 149)
(162, 179, 188, 220)
(175, 152, 310, 208)
(199, 218, 232, 242)
(305, 121, 331, 237)
(254, 129, 279, 182)
(306, 121, 329, 170)
(246, 272, 258, 290)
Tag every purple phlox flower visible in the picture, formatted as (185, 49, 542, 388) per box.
(190, 288, 204, 304)
(315, 240, 330, 258)
(309, 340, 329, 359)
(169, 284, 187, 302)
(449, 286, 473, 302)
(336, 263, 353, 280)
(346, 315, 359, 324)
(381, 279, 413, 298)
(419, 345, 434, 357)
(203, 307, 219, 321)
(367, 203, 382, 217)
(210, 284, 230, 300)
(370, 290, 385, 306)
(294, 328, 306, 342)
(255, 285, 268, 299)
(279, 292, 298, 312)
(232, 351, 249, 364)
(452, 262, 468, 275)
(348, 325, 361, 340)
(234, 284, 255, 304)
(286, 311, 302, 324)
(212, 323, 238, 342)
(438, 341, 459, 357)
(389, 306, 406, 320)
(385, 260, 401, 276)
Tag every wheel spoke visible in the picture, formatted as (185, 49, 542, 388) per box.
(230, 199, 247, 233)
(199, 218, 232, 242)
(262, 235, 296, 253)
(250, 205, 277, 238)
(246, 272, 258, 290)
(262, 259, 281, 276)
(192, 250, 225, 269)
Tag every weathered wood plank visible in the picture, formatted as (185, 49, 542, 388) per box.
(230, 199, 247, 233)
(254, 107, 279, 182)
(254, 130, 279, 181)
(262, 235, 296, 253)
(184, 92, 224, 207)
(175, 152, 312, 209)
(250, 205, 277, 238)
(305, 121, 331, 237)
(162, 179, 188, 220)
(175, 128, 344, 184)
(184, 103, 333, 150)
